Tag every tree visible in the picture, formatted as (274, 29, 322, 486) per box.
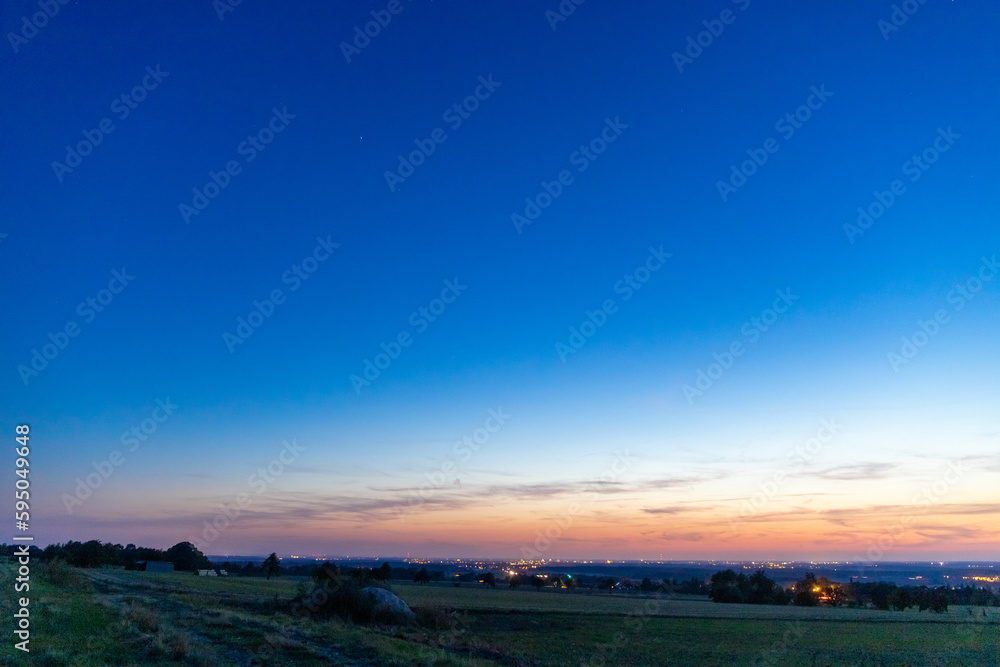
(710, 569, 744, 603)
(165, 542, 211, 572)
(377, 562, 392, 582)
(262, 553, 281, 580)
(709, 569, 789, 605)
(481, 572, 496, 588)
(746, 569, 788, 605)
(916, 587, 949, 613)
(793, 573, 820, 607)
(889, 586, 913, 611)
(508, 574, 523, 589)
(678, 577, 708, 596)
(529, 575, 545, 591)
(869, 582, 894, 611)
(640, 577, 657, 592)
(414, 567, 431, 585)
(597, 577, 617, 594)
(76, 540, 109, 568)
(828, 584, 851, 607)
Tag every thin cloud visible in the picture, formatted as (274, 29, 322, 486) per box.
(811, 462, 897, 481)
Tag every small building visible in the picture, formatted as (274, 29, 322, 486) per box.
(138, 561, 174, 573)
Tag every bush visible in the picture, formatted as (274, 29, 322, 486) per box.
(123, 604, 159, 632)
(295, 574, 375, 622)
(36, 559, 90, 590)
(414, 605, 455, 630)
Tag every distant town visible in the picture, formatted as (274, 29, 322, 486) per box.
(208, 555, 1000, 590)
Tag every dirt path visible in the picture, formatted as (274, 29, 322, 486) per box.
(86, 570, 383, 666)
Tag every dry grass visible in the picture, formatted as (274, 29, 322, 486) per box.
(122, 603, 160, 632)
(35, 558, 90, 589)
(414, 605, 458, 630)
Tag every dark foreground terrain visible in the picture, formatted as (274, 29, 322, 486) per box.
(2, 563, 997, 666)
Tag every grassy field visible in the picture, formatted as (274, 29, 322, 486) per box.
(1, 565, 997, 666)
(392, 580, 1000, 623)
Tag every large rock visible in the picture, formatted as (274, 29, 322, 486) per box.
(361, 587, 415, 625)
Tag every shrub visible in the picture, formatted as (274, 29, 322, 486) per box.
(36, 559, 90, 590)
(414, 605, 455, 630)
(123, 604, 159, 632)
(294, 575, 375, 622)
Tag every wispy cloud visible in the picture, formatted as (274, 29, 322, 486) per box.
(810, 462, 897, 481)
(915, 525, 982, 541)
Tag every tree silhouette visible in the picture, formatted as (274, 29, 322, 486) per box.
(597, 577, 617, 594)
(414, 567, 431, 585)
(710, 569, 743, 603)
(710, 569, 788, 605)
(165, 542, 211, 572)
(793, 573, 821, 607)
(262, 553, 281, 580)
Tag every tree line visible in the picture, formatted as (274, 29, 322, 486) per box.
(709, 569, 999, 612)
(0, 540, 212, 572)
(2, 540, 282, 579)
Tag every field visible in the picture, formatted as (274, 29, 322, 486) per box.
(2, 564, 998, 666)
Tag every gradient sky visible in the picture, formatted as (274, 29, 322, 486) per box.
(2, 0, 998, 560)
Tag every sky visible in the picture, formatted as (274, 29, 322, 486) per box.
(1, 0, 998, 561)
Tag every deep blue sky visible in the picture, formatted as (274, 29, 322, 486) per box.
(2, 0, 998, 559)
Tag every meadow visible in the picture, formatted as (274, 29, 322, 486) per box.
(1, 564, 997, 666)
